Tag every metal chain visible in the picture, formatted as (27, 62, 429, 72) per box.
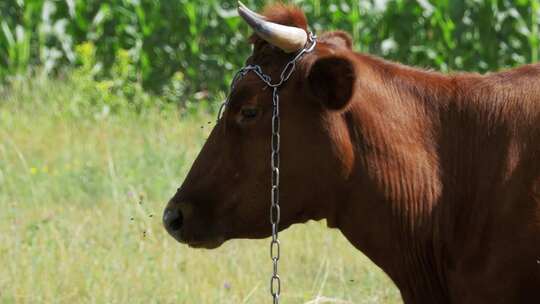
(219, 33, 317, 303)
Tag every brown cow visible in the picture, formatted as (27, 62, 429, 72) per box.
(163, 4, 540, 303)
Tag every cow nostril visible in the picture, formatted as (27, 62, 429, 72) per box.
(164, 208, 183, 232)
(169, 213, 183, 231)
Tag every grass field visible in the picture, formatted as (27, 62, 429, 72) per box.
(0, 75, 401, 303)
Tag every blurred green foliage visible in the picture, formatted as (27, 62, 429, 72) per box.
(1, 0, 539, 104)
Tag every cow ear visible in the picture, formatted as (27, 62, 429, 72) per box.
(307, 55, 356, 110)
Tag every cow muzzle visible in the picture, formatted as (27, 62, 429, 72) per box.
(163, 204, 185, 242)
(163, 201, 225, 249)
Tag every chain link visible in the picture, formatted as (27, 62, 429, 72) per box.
(219, 33, 317, 303)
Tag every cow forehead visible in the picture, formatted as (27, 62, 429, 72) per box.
(225, 43, 320, 110)
(227, 76, 269, 107)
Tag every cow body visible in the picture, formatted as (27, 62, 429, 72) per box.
(163, 4, 540, 303)
(332, 55, 540, 303)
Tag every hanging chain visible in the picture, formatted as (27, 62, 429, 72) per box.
(269, 82, 282, 304)
(218, 33, 317, 303)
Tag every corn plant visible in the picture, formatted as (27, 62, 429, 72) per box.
(1, 0, 539, 104)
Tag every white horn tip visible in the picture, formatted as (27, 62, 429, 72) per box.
(237, 1, 267, 21)
(237, 2, 308, 53)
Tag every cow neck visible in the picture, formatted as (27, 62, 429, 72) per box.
(333, 55, 454, 303)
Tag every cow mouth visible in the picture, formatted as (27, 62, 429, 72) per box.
(165, 224, 226, 249)
(185, 237, 225, 249)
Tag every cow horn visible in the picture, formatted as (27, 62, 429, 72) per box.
(237, 1, 308, 53)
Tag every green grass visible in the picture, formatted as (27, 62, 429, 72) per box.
(0, 75, 400, 303)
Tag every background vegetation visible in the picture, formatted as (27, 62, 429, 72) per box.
(1, 0, 539, 303)
(1, 0, 539, 103)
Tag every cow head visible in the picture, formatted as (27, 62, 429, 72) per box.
(163, 3, 358, 249)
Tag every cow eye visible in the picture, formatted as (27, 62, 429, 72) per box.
(240, 107, 259, 120)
